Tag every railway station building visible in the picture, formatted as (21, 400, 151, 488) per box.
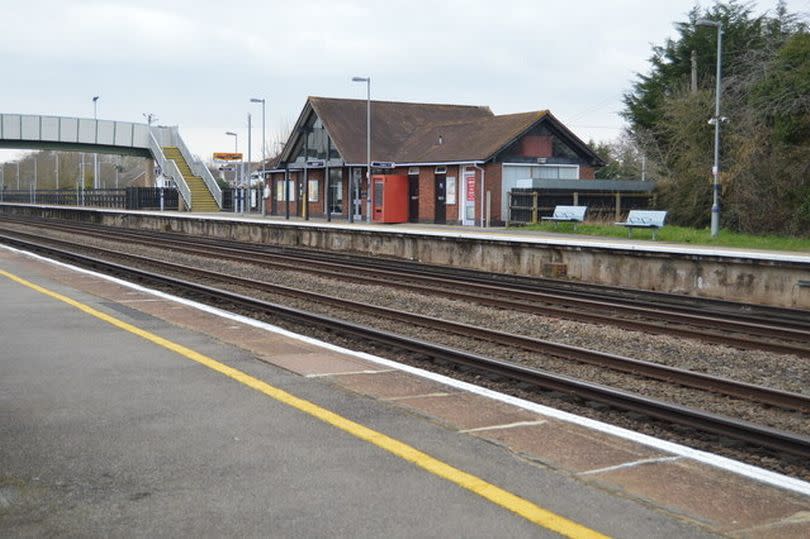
(265, 97, 604, 225)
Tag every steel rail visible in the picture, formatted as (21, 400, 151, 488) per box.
(2, 217, 808, 358)
(4, 227, 807, 413)
(4, 232, 810, 458)
(4, 214, 808, 330)
(4, 214, 808, 329)
(2, 233, 810, 459)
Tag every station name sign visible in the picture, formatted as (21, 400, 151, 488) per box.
(213, 152, 243, 161)
(370, 161, 395, 169)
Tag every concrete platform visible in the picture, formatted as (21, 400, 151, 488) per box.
(2, 203, 809, 309)
(2, 245, 809, 537)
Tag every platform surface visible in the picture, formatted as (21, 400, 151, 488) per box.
(2, 203, 808, 265)
(1, 245, 809, 537)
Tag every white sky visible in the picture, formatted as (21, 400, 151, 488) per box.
(2, 0, 808, 163)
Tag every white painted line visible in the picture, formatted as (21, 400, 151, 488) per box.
(577, 456, 683, 476)
(383, 392, 453, 401)
(4, 243, 810, 498)
(459, 420, 548, 434)
(118, 298, 166, 304)
(305, 369, 396, 378)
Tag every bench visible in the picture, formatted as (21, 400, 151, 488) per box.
(615, 210, 668, 240)
(541, 205, 587, 230)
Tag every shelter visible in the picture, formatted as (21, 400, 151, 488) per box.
(265, 97, 604, 225)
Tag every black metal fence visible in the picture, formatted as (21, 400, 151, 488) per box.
(0, 187, 179, 211)
(509, 188, 656, 224)
(221, 187, 263, 212)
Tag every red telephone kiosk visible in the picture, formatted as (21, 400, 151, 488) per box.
(371, 174, 409, 223)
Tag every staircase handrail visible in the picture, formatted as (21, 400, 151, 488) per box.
(174, 130, 223, 209)
(148, 131, 191, 209)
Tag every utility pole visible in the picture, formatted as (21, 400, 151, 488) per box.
(93, 96, 100, 189)
(247, 112, 252, 214)
(55, 153, 60, 189)
(691, 50, 698, 94)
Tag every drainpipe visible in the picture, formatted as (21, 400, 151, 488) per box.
(470, 163, 486, 227)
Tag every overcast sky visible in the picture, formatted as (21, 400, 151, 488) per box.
(2, 0, 808, 164)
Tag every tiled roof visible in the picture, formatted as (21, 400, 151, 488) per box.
(393, 110, 547, 163)
(310, 97, 493, 164)
(269, 97, 602, 168)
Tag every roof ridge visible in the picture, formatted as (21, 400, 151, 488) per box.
(308, 95, 492, 112)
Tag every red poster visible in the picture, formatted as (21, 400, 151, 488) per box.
(465, 172, 476, 202)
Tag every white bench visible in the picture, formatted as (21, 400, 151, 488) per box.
(541, 205, 587, 230)
(615, 210, 668, 240)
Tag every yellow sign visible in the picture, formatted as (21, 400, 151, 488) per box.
(213, 152, 243, 161)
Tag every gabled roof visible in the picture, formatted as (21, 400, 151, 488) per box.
(275, 97, 603, 167)
(394, 110, 547, 163)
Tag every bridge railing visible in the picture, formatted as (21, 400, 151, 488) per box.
(0, 113, 151, 149)
(173, 129, 223, 208)
(148, 131, 191, 209)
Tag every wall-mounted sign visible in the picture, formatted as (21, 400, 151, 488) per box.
(213, 152, 243, 161)
(371, 161, 395, 169)
(463, 169, 477, 223)
(446, 176, 457, 205)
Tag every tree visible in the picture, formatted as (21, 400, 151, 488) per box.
(622, 1, 810, 235)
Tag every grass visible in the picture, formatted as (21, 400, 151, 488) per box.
(514, 221, 810, 252)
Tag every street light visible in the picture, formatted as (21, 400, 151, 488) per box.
(250, 97, 267, 216)
(352, 76, 371, 223)
(92, 96, 100, 189)
(697, 18, 724, 237)
(225, 131, 238, 153)
(143, 112, 158, 126)
(225, 131, 240, 210)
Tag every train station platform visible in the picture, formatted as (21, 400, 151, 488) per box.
(1, 203, 808, 309)
(2, 243, 810, 536)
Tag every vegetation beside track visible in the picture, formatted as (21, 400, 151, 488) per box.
(514, 222, 810, 252)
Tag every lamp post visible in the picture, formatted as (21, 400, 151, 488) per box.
(697, 18, 724, 238)
(92, 96, 100, 189)
(250, 98, 267, 216)
(226, 131, 239, 211)
(352, 76, 371, 223)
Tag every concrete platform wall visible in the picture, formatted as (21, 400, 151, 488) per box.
(3, 204, 808, 309)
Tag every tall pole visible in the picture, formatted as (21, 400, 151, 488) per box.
(697, 19, 723, 238)
(365, 78, 371, 223)
(710, 24, 723, 238)
(251, 98, 267, 216)
(55, 153, 59, 189)
(93, 96, 99, 189)
(247, 113, 252, 214)
(16, 162, 20, 189)
(352, 76, 371, 223)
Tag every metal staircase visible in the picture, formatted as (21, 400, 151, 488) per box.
(162, 146, 219, 212)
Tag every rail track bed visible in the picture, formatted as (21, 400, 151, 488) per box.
(2, 222, 809, 480)
(3, 215, 809, 358)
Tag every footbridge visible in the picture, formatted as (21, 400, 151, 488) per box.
(0, 113, 221, 211)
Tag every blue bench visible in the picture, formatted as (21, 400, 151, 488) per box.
(615, 210, 668, 240)
(542, 205, 588, 230)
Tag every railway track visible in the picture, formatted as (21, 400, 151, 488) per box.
(2, 216, 809, 359)
(2, 231, 809, 461)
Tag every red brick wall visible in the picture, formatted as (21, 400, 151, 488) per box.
(485, 163, 503, 225)
(519, 135, 552, 158)
(419, 167, 435, 222)
(580, 166, 595, 180)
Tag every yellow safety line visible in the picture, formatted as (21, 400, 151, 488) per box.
(0, 268, 609, 539)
